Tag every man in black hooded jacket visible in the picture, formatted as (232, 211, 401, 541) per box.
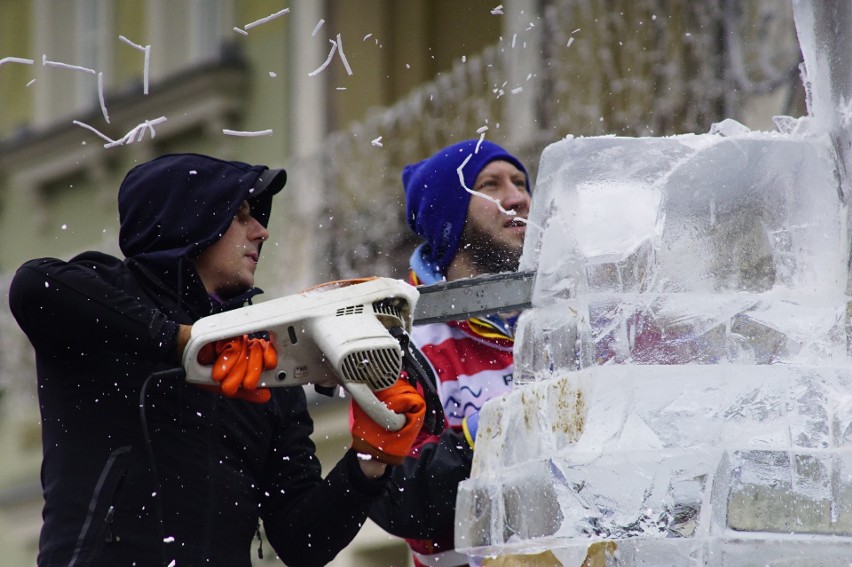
(8, 153, 425, 567)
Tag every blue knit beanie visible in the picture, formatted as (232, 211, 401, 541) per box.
(402, 139, 528, 274)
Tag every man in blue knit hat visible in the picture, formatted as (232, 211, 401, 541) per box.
(371, 139, 531, 567)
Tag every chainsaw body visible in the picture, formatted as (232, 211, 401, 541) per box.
(182, 277, 420, 431)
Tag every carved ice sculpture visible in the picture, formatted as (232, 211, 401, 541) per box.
(454, 2, 852, 565)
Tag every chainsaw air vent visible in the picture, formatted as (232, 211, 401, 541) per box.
(336, 304, 365, 317)
(373, 300, 402, 318)
(341, 347, 402, 390)
(372, 299, 407, 329)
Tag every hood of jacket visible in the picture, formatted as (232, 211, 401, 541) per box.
(118, 153, 286, 267)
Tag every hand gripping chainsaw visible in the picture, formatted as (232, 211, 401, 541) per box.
(183, 277, 445, 434)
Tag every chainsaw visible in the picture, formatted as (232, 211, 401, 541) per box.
(182, 272, 534, 432)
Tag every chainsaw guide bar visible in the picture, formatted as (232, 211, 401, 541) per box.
(413, 270, 535, 325)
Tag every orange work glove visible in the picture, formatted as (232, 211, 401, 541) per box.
(349, 378, 426, 465)
(197, 335, 277, 403)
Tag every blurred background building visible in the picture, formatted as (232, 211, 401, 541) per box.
(0, 1, 805, 565)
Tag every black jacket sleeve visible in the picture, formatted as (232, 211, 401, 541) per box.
(368, 427, 474, 539)
(261, 391, 390, 567)
(8, 257, 181, 365)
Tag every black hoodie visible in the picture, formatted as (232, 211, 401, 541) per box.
(9, 153, 388, 567)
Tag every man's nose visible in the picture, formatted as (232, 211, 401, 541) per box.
(249, 217, 269, 241)
(501, 181, 530, 210)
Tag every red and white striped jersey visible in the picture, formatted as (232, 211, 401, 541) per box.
(411, 318, 515, 430)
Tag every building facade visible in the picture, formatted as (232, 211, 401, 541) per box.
(0, 1, 804, 565)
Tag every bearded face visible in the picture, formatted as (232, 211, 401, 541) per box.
(453, 160, 530, 276)
(457, 218, 525, 274)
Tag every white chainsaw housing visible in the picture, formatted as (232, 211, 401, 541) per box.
(182, 277, 419, 431)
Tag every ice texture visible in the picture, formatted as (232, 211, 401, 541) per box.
(514, 131, 845, 379)
(458, 366, 852, 559)
(455, 4, 852, 564)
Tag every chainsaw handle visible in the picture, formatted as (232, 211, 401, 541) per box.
(343, 382, 405, 432)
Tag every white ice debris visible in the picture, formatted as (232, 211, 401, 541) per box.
(491, 5, 504, 15)
(118, 35, 150, 94)
(97, 72, 109, 124)
(309, 39, 338, 77)
(240, 8, 290, 33)
(0, 56, 34, 66)
(456, 153, 518, 218)
(106, 117, 167, 147)
(336, 34, 353, 76)
(222, 129, 273, 137)
(312, 19, 326, 37)
(371, 136, 383, 147)
(309, 34, 353, 78)
(42, 55, 95, 75)
(74, 117, 167, 148)
(72, 120, 116, 144)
